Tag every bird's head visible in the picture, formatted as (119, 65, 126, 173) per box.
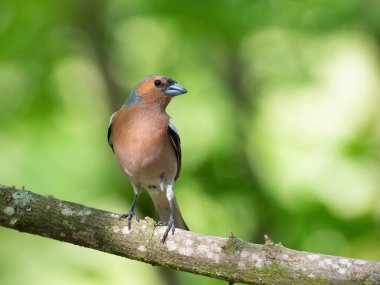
(124, 75, 187, 108)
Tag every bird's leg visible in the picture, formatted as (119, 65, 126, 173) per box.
(161, 184, 176, 243)
(120, 193, 139, 229)
(120, 184, 141, 230)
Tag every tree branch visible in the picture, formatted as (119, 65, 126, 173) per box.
(0, 184, 379, 284)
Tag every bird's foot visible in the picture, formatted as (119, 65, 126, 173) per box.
(120, 211, 139, 230)
(161, 217, 175, 243)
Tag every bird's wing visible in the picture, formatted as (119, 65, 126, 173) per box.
(107, 112, 117, 152)
(168, 118, 181, 181)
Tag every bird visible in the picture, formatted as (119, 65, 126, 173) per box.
(108, 75, 189, 242)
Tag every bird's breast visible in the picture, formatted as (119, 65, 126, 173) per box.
(112, 109, 177, 186)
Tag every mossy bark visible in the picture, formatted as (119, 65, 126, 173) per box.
(1, 184, 379, 284)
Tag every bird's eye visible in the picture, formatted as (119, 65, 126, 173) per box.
(154, 80, 162, 87)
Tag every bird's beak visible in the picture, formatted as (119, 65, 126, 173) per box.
(164, 83, 188, 96)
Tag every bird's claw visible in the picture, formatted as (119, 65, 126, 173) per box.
(120, 211, 139, 230)
(161, 217, 175, 243)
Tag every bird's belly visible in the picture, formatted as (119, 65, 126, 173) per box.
(114, 136, 176, 186)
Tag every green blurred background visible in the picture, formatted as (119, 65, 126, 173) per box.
(1, 0, 380, 284)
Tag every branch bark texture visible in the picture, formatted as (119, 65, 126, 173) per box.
(0, 184, 379, 284)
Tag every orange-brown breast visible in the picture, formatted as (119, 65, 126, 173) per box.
(111, 105, 177, 186)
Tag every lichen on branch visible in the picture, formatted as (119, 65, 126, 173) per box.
(1, 184, 379, 285)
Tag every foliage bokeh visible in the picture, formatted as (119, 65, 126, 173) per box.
(1, 0, 380, 284)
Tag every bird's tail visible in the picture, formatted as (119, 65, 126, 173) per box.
(149, 192, 189, 230)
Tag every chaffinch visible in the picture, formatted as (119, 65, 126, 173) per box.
(108, 75, 189, 242)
